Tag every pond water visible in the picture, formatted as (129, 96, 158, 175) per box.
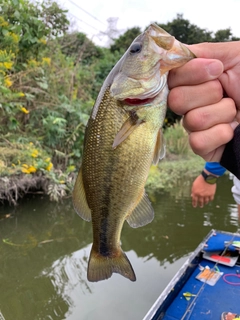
(0, 175, 239, 320)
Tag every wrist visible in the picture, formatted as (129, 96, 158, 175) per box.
(201, 170, 219, 184)
(203, 169, 219, 178)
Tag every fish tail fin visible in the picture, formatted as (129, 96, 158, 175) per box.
(87, 247, 136, 282)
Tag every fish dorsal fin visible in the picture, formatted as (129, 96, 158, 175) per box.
(126, 192, 154, 228)
(112, 115, 143, 149)
(152, 128, 166, 165)
(72, 167, 91, 222)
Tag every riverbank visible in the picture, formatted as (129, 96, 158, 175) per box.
(0, 153, 205, 206)
(0, 139, 75, 205)
(0, 123, 206, 205)
(146, 153, 205, 194)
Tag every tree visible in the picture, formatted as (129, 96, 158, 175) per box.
(213, 28, 240, 42)
(0, 0, 69, 63)
(59, 32, 102, 65)
(156, 14, 239, 44)
(110, 26, 142, 53)
(156, 14, 213, 44)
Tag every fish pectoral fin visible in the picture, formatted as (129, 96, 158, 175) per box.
(72, 167, 91, 222)
(153, 128, 166, 165)
(87, 247, 136, 282)
(112, 116, 143, 149)
(126, 191, 154, 228)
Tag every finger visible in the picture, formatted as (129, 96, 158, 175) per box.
(203, 197, 210, 205)
(168, 58, 223, 88)
(236, 110, 240, 123)
(209, 194, 214, 202)
(188, 42, 240, 63)
(220, 72, 240, 110)
(168, 80, 223, 115)
(188, 124, 234, 161)
(191, 195, 198, 208)
(183, 98, 236, 132)
(202, 145, 226, 163)
(198, 197, 204, 208)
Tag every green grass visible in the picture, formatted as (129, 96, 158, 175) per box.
(146, 122, 205, 193)
(146, 156, 205, 193)
(164, 121, 191, 156)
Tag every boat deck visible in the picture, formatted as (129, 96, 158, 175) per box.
(163, 259, 240, 320)
(144, 230, 240, 320)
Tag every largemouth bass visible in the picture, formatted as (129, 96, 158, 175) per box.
(73, 24, 195, 282)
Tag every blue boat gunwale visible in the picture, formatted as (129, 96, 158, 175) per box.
(143, 229, 240, 320)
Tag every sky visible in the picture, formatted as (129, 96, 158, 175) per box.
(59, 0, 240, 46)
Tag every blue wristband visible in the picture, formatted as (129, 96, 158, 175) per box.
(204, 162, 226, 176)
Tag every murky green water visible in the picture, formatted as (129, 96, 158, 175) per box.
(0, 175, 239, 320)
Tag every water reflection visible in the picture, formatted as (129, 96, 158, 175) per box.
(0, 175, 239, 320)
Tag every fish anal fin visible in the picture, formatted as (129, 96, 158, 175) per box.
(72, 167, 91, 222)
(87, 247, 136, 282)
(153, 128, 166, 165)
(112, 115, 143, 149)
(126, 191, 154, 228)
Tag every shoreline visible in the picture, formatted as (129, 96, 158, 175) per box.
(0, 155, 205, 206)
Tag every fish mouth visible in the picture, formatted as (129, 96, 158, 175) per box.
(120, 72, 167, 106)
(123, 97, 155, 106)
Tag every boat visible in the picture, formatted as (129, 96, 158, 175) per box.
(143, 229, 240, 320)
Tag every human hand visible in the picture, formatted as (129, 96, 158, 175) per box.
(168, 42, 240, 162)
(191, 174, 217, 208)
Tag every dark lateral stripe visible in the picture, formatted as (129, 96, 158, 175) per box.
(99, 216, 110, 256)
(99, 183, 111, 256)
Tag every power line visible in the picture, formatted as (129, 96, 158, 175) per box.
(68, 0, 107, 27)
(68, 12, 107, 35)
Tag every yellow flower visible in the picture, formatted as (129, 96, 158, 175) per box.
(20, 107, 29, 114)
(22, 167, 30, 174)
(27, 59, 39, 68)
(59, 180, 65, 184)
(18, 92, 25, 97)
(31, 149, 39, 158)
(0, 17, 8, 27)
(42, 57, 51, 66)
(0, 49, 7, 57)
(72, 88, 78, 100)
(4, 77, 12, 87)
(9, 32, 19, 43)
(39, 38, 47, 45)
(28, 166, 37, 173)
(67, 165, 76, 173)
(21, 164, 37, 174)
(45, 162, 53, 171)
(29, 142, 33, 146)
(45, 157, 51, 162)
(3, 62, 13, 70)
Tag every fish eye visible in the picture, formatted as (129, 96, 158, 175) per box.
(129, 42, 142, 55)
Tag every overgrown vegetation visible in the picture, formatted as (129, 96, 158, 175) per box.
(0, 1, 237, 204)
(146, 122, 205, 193)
